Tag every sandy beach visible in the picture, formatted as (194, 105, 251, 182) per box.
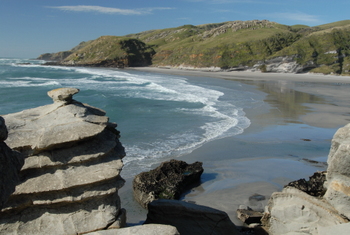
(120, 67, 350, 226)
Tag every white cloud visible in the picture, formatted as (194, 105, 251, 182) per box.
(47, 5, 173, 15)
(268, 12, 321, 24)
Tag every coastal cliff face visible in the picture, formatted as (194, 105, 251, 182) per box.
(0, 88, 126, 234)
(40, 37, 155, 67)
(38, 19, 350, 76)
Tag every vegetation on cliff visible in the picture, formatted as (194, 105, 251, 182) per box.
(41, 36, 155, 67)
(38, 19, 350, 75)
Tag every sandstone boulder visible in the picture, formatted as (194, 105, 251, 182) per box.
(144, 199, 241, 235)
(0, 88, 126, 235)
(47, 87, 80, 104)
(324, 123, 350, 219)
(133, 159, 203, 208)
(0, 116, 24, 209)
(261, 187, 348, 234)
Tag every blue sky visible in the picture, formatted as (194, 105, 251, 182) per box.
(1, 0, 349, 58)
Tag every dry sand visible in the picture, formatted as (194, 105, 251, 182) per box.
(120, 67, 350, 226)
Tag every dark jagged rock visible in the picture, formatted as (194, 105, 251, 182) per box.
(237, 208, 263, 225)
(0, 116, 24, 209)
(144, 199, 241, 235)
(286, 171, 326, 197)
(133, 159, 203, 208)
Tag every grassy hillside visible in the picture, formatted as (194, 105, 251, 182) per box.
(127, 20, 294, 67)
(39, 19, 350, 75)
(60, 36, 155, 67)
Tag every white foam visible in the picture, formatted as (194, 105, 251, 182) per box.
(0, 80, 60, 87)
(1, 62, 251, 179)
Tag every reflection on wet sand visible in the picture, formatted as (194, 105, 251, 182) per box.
(241, 80, 350, 128)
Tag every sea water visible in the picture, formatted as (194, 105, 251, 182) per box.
(0, 58, 252, 178)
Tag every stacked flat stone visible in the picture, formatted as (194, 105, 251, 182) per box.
(0, 88, 126, 235)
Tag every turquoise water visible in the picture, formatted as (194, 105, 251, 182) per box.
(0, 58, 252, 177)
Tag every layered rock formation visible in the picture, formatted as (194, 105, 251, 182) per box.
(0, 88, 126, 234)
(133, 159, 203, 208)
(262, 123, 350, 234)
(0, 117, 24, 209)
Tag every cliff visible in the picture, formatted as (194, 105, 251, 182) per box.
(40, 37, 155, 67)
(38, 19, 350, 75)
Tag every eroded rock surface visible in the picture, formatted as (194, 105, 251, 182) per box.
(262, 187, 348, 234)
(133, 159, 203, 208)
(0, 88, 126, 235)
(324, 123, 350, 219)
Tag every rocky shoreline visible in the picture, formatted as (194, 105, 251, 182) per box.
(1, 87, 350, 234)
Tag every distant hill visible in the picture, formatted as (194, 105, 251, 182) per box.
(40, 37, 155, 67)
(38, 19, 350, 75)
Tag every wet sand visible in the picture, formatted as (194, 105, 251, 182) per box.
(120, 67, 350, 226)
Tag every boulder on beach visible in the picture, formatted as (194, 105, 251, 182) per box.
(0, 88, 126, 235)
(324, 123, 350, 219)
(144, 199, 241, 235)
(261, 186, 348, 234)
(133, 159, 203, 208)
(0, 116, 24, 209)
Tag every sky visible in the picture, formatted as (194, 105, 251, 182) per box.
(1, 0, 349, 58)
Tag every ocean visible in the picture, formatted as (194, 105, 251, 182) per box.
(0, 58, 253, 178)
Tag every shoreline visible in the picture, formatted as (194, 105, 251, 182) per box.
(128, 66, 350, 84)
(121, 66, 350, 226)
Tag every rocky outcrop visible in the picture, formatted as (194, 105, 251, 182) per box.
(286, 171, 326, 197)
(324, 123, 350, 219)
(247, 56, 317, 73)
(261, 123, 350, 234)
(37, 51, 72, 61)
(145, 199, 241, 235)
(201, 20, 276, 38)
(261, 187, 348, 234)
(0, 88, 126, 234)
(86, 224, 180, 235)
(0, 117, 24, 209)
(133, 159, 203, 208)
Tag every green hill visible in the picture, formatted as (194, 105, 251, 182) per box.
(38, 19, 350, 75)
(41, 36, 155, 67)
